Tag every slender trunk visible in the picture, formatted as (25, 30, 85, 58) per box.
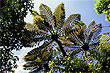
(55, 39, 67, 56)
(84, 51, 87, 57)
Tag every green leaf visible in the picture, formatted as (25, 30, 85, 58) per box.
(86, 20, 95, 43)
(39, 3, 55, 28)
(23, 40, 53, 72)
(63, 14, 81, 29)
(24, 22, 39, 31)
(88, 23, 102, 43)
(54, 2, 65, 28)
(33, 16, 50, 30)
(30, 10, 39, 17)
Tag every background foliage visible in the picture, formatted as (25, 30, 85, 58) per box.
(94, 0, 110, 21)
(0, 0, 34, 72)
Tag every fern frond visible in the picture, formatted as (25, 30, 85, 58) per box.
(88, 23, 102, 43)
(39, 3, 55, 28)
(54, 2, 65, 29)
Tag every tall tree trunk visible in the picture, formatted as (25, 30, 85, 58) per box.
(55, 39, 67, 56)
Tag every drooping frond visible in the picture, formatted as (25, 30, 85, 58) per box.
(24, 23, 39, 31)
(21, 23, 40, 47)
(89, 32, 110, 55)
(20, 29, 38, 47)
(23, 40, 53, 72)
(24, 22, 50, 45)
(24, 46, 49, 61)
(69, 32, 84, 45)
(63, 21, 85, 45)
(30, 10, 39, 17)
(73, 21, 86, 42)
(33, 16, 50, 31)
(39, 3, 55, 28)
(89, 35, 101, 47)
(62, 14, 82, 45)
(24, 22, 47, 34)
(86, 20, 95, 43)
(88, 23, 102, 43)
(54, 2, 65, 28)
(60, 28, 83, 46)
(68, 48, 82, 57)
(24, 22, 49, 37)
(60, 36, 77, 47)
(24, 40, 53, 58)
(24, 47, 52, 72)
(100, 31, 110, 44)
(62, 14, 81, 29)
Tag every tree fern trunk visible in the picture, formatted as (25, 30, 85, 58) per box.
(55, 39, 67, 56)
(84, 51, 87, 57)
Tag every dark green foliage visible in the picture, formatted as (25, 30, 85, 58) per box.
(86, 32, 110, 72)
(98, 32, 110, 72)
(94, 0, 110, 21)
(0, 0, 34, 72)
(48, 55, 98, 72)
(0, 47, 19, 72)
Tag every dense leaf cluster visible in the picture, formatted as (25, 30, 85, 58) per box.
(0, 0, 34, 72)
(94, 0, 110, 21)
(99, 32, 110, 72)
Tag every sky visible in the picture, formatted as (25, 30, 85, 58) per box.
(13, 0, 110, 73)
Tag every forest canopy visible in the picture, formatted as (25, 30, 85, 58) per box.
(94, 0, 110, 21)
(0, 0, 34, 72)
(0, 0, 110, 73)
